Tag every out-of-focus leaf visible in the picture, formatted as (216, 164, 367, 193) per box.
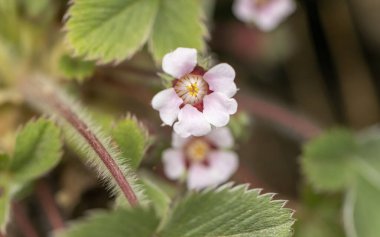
(141, 177, 170, 218)
(112, 116, 148, 169)
(56, 208, 159, 237)
(65, 0, 159, 63)
(58, 54, 95, 81)
(18, 0, 50, 17)
(149, 0, 207, 62)
(345, 176, 380, 237)
(0, 153, 9, 171)
(160, 184, 294, 237)
(11, 118, 62, 183)
(0, 174, 10, 231)
(302, 129, 357, 192)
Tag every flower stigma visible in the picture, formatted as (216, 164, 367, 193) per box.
(174, 74, 209, 106)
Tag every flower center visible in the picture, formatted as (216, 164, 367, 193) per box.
(174, 74, 209, 105)
(185, 139, 210, 163)
(254, 0, 272, 8)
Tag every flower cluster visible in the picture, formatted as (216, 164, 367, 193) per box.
(152, 48, 239, 189)
(233, 0, 296, 32)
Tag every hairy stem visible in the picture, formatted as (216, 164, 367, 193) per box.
(50, 96, 138, 206)
(35, 180, 65, 230)
(12, 202, 39, 237)
(20, 77, 139, 207)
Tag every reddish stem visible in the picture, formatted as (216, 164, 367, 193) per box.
(49, 93, 139, 206)
(237, 93, 323, 140)
(12, 202, 39, 237)
(35, 181, 65, 230)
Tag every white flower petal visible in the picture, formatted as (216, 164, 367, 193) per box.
(255, 0, 296, 31)
(233, 0, 296, 32)
(172, 132, 190, 149)
(187, 151, 239, 190)
(152, 88, 183, 126)
(233, 0, 255, 23)
(162, 149, 186, 180)
(203, 92, 238, 127)
(162, 48, 198, 78)
(174, 105, 211, 138)
(206, 127, 234, 149)
(204, 63, 237, 98)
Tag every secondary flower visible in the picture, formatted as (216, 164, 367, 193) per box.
(233, 0, 296, 32)
(152, 48, 238, 138)
(162, 127, 239, 190)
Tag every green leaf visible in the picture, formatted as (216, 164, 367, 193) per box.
(0, 174, 10, 231)
(160, 184, 294, 237)
(112, 116, 149, 169)
(58, 54, 95, 81)
(0, 153, 10, 171)
(66, 0, 159, 63)
(11, 118, 62, 183)
(149, 0, 207, 62)
(301, 129, 357, 192)
(141, 177, 170, 218)
(344, 176, 380, 237)
(56, 208, 159, 237)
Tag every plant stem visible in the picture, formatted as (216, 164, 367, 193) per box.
(20, 77, 139, 207)
(12, 202, 39, 237)
(237, 94, 322, 140)
(50, 96, 138, 206)
(35, 180, 65, 230)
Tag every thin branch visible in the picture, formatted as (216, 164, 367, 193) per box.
(50, 95, 139, 206)
(20, 77, 139, 207)
(35, 180, 65, 230)
(237, 93, 322, 140)
(12, 202, 39, 237)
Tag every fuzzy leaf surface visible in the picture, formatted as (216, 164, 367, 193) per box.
(149, 0, 207, 61)
(160, 184, 294, 237)
(112, 117, 148, 169)
(11, 118, 62, 183)
(66, 0, 159, 63)
(56, 208, 159, 237)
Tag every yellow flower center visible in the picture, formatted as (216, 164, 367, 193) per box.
(174, 74, 208, 105)
(186, 139, 210, 163)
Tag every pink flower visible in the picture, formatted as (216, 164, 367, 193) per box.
(233, 0, 296, 32)
(152, 48, 238, 138)
(162, 127, 239, 190)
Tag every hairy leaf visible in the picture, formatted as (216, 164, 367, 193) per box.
(66, 0, 159, 63)
(11, 119, 62, 183)
(160, 184, 294, 237)
(302, 129, 357, 192)
(56, 208, 159, 237)
(112, 117, 148, 169)
(149, 0, 207, 62)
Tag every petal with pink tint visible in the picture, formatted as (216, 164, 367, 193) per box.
(233, 0, 255, 23)
(172, 132, 190, 149)
(174, 104, 211, 138)
(187, 151, 239, 190)
(162, 149, 186, 180)
(254, 0, 296, 31)
(152, 88, 183, 126)
(206, 127, 234, 149)
(162, 48, 197, 78)
(203, 63, 237, 98)
(203, 92, 238, 127)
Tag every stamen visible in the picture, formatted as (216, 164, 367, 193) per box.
(186, 139, 210, 163)
(174, 74, 209, 106)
